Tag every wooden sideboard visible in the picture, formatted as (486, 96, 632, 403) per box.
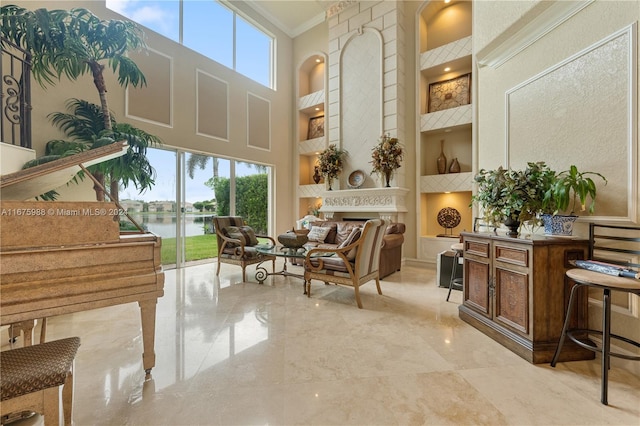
(459, 232, 595, 364)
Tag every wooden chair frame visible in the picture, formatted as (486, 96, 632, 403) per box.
(304, 219, 388, 308)
(212, 216, 275, 282)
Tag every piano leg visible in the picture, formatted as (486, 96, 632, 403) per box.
(138, 299, 158, 375)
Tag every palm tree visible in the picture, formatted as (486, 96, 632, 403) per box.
(187, 154, 219, 180)
(1, 5, 148, 199)
(26, 99, 159, 201)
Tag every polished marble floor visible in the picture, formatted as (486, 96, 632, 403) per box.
(2, 262, 639, 425)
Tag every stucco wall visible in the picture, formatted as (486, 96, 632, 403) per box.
(475, 0, 639, 224)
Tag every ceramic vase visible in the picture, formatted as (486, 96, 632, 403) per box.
(449, 158, 460, 173)
(437, 140, 447, 174)
(384, 170, 392, 187)
(313, 166, 321, 184)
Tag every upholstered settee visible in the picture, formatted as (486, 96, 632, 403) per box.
(293, 220, 405, 279)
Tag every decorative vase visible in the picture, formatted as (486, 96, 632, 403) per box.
(503, 216, 520, 237)
(541, 214, 578, 236)
(449, 158, 460, 173)
(437, 140, 447, 174)
(313, 167, 321, 184)
(327, 177, 332, 191)
(384, 170, 392, 188)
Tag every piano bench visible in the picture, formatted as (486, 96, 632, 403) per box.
(1, 337, 81, 426)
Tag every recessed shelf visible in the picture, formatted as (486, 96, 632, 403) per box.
(420, 172, 473, 193)
(298, 89, 325, 113)
(298, 184, 325, 198)
(420, 104, 472, 132)
(420, 36, 472, 74)
(298, 137, 325, 156)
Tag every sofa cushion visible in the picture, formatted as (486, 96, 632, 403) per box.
(307, 226, 331, 242)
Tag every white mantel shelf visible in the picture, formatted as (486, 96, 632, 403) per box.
(320, 187, 410, 220)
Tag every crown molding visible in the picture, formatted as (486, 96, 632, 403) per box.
(476, 0, 594, 68)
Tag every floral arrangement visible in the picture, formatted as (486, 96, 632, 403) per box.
(370, 133, 404, 185)
(308, 202, 322, 216)
(318, 144, 347, 183)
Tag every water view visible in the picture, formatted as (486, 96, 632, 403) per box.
(129, 213, 213, 238)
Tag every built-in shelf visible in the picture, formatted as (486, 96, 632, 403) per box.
(420, 172, 473, 193)
(420, 104, 472, 132)
(417, 1, 473, 264)
(298, 137, 325, 155)
(298, 89, 325, 113)
(420, 36, 472, 74)
(298, 184, 325, 198)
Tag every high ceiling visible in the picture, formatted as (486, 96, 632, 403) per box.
(245, 0, 334, 37)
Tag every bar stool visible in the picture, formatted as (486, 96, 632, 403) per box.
(447, 243, 464, 301)
(551, 223, 640, 405)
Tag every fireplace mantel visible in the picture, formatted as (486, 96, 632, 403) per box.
(320, 187, 410, 222)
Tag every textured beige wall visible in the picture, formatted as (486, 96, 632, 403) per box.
(12, 0, 295, 234)
(475, 0, 639, 223)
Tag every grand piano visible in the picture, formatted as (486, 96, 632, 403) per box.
(0, 142, 164, 373)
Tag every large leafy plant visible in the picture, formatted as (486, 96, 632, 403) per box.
(471, 162, 554, 226)
(542, 165, 607, 215)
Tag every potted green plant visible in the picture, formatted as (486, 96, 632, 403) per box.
(541, 165, 607, 235)
(471, 162, 553, 236)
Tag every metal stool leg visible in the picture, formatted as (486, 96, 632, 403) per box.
(601, 288, 611, 405)
(551, 283, 584, 367)
(446, 250, 460, 302)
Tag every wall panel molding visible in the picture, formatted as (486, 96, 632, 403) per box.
(505, 23, 638, 223)
(196, 69, 229, 141)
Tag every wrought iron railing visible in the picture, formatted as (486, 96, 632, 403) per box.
(1, 36, 32, 149)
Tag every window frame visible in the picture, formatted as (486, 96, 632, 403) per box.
(107, 0, 275, 89)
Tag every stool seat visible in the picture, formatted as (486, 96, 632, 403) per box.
(1, 337, 80, 425)
(1, 337, 80, 401)
(567, 268, 640, 291)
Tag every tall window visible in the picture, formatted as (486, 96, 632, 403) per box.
(107, 0, 274, 88)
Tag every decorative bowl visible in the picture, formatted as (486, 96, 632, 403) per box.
(277, 232, 309, 248)
(347, 170, 365, 188)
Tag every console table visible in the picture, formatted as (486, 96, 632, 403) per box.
(458, 232, 595, 364)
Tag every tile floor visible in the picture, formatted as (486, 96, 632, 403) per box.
(2, 261, 639, 425)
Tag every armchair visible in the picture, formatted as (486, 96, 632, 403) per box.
(304, 219, 388, 309)
(212, 216, 276, 282)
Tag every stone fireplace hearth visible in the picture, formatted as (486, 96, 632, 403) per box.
(320, 187, 409, 223)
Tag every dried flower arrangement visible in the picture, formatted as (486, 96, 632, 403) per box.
(370, 133, 404, 187)
(318, 144, 347, 190)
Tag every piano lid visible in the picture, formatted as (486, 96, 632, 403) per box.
(0, 142, 128, 201)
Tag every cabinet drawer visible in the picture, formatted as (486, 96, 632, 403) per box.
(494, 244, 529, 267)
(465, 240, 490, 258)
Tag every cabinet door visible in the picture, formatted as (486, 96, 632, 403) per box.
(493, 243, 531, 337)
(464, 256, 491, 318)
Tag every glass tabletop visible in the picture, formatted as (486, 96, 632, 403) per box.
(254, 244, 334, 259)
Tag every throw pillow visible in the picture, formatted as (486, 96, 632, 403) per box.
(337, 227, 361, 260)
(239, 226, 259, 246)
(222, 226, 246, 247)
(307, 226, 331, 242)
